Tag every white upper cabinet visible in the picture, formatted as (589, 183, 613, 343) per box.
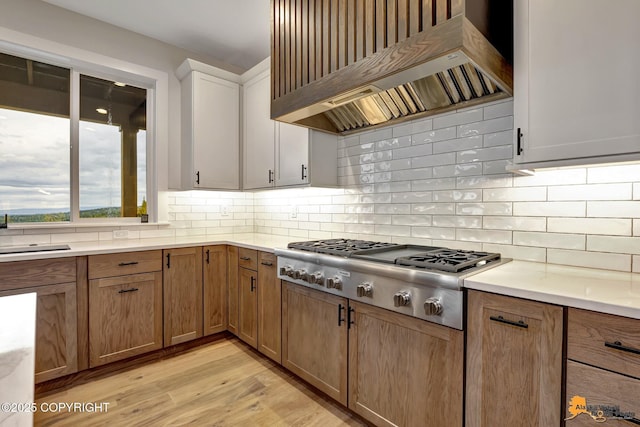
(242, 59, 337, 190)
(513, 0, 640, 168)
(178, 60, 240, 190)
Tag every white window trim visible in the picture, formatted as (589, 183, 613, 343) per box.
(0, 26, 169, 226)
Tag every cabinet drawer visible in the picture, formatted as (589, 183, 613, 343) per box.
(566, 360, 640, 425)
(0, 257, 76, 291)
(258, 251, 275, 269)
(88, 250, 162, 279)
(238, 248, 257, 270)
(567, 308, 640, 379)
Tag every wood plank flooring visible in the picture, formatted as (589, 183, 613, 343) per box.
(34, 337, 367, 426)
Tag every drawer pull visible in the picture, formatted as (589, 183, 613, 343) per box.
(240, 256, 251, 261)
(490, 315, 528, 329)
(118, 287, 139, 294)
(604, 340, 640, 356)
(118, 261, 139, 267)
(627, 418, 640, 425)
(260, 261, 273, 266)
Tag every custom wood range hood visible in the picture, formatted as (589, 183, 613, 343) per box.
(270, 0, 513, 134)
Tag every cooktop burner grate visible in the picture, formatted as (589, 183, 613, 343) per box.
(395, 249, 501, 273)
(287, 239, 398, 256)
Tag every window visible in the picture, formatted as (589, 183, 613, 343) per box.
(0, 52, 150, 223)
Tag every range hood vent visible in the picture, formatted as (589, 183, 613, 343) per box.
(271, 1, 513, 134)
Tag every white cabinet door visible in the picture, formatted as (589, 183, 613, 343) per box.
(191, 72, 240, 189)
(276, 122, 309, 187)
(243, 71, 275, 190)
(514, 0, 640, 166)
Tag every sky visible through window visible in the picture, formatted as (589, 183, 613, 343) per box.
(0, 108, 146, 219)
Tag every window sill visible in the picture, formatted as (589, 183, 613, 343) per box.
(1, 221, 170, 231)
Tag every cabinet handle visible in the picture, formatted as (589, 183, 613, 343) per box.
(166, 253, 171, 269)
(196, 171, 200, 185)
(206, 249, 210, 264)
(250, 276, 256, 292)
(338, 303, 345, 326)
(268, 169, 274, 184)
(301, 164, 307, 180)
(118, 261, 139, 267)
(604, 341, 640, 356)
(516, 128, 523, 155)
(260, 261, 273, 266)
(240, 256, 251, 261)
(626, 418, 640, 425)
(348, 306, 355, 329)
(118, 287, 139, 294)
(490, 315, 528, 329)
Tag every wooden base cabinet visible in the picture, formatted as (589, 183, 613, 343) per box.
(238, 266, 258, 348)
(257, 252, 281, 363)
(348, 301, 463, 427)
(88, 272, 162, 367)
(282, 282, 348, 405)
(227, 245, 239, 335)
(163, 247, 203, 346)
(203, 245, 228, 336)
(465, 290, 563, 427)
(0, 258, 79, 383)
(565, 308, 640, 425)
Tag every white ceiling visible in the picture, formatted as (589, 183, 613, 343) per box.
(41, 0, 271, 72)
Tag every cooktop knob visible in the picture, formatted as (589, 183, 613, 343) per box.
(423, 298, 443, 316)
(279, 266, 293, 276)
(393, 291, 411, 307)
(308, 272, 324, 285)
(356, 282, 373, 298)
(326, 277, 342, 290)
(293, 269, 306, 280)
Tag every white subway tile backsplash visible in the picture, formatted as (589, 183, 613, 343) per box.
(412, 152, 455, 167)
(433, 190, 482, 202)
(483, 187, 546, 202)
(412, 177, 456, 191)
(376, 204, 411, 214)
(359, 128, 393, 144)
(634, 255, 640, 273)
(587, 235, 640, 254)
(411, 227, 456, 240)
(457, 229, 512, 244)
(411, 118, 433, 133)
(483, 216, 547, 232)
(392, 167, 433, 182)
(458, 116, 512, 138)
(547, 249, 631, 272)
(412, 203, 455, 215)
(394, 144, 435, 160)
(375, 225, 411, 236)
(483, 243, 547, 263)
(513, 202, 585, 217)
(392, 215, 432, 226)
(483, 130, 512, 148)
(587, 164, 640, 183)
(412, 127, 457, 145)
(392, 123, 414, 137)
(432, 135, 482, 154)
(587, 201, 640, 218)
(456, 203, 512, 216)
(548, 184, 632, 201)
(513, 168, 587, 187)
(548, 218, 630, 236)
(391, 192, 433, 203)
(457, 175, 513, 189)
(483, 160, 511, 175)
(513, 232, 585, 250)
(456, 145, 512, 164)
(433, 163, 483, 178)
(635, 219, 640, 236)
(483, 100, 513, 120)
(433, 109, 483, 129)
(432, 215, 481, 228)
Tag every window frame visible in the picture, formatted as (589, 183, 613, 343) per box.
(0, 36, 163, 225)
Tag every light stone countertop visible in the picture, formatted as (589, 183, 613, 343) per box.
(464, 260, 640, 320)
(1, 233, 639, 319)
(0, 293, 37, 427)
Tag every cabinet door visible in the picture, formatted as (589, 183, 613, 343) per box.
(514, 0, 640, 165)
(89, 272, 162, 367)
(466, 290, 563, 427)
(275, 122, 309, 187)
(282, 281, 348, 405)
(257, 252, 281, 364)
(243, 70, 276, 190)
(238, 267, 258, 348)
(348, 301, 464, 427)
(163, 247, 203, 346)
(227, 246, 239, 335)
(2, 283, 78, 383)
(203, 245, 228, 336)
(192, 72, 240, 189)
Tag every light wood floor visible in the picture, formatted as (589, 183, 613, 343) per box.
(35, 337, 367, 426)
